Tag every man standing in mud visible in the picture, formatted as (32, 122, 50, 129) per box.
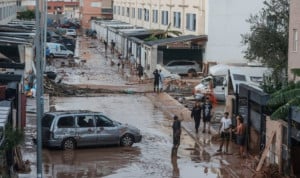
(172, 115, 181, 156)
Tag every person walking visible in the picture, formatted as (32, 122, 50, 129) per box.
(103, 40, 108, 56)
(191, 101, 202, 133)
(235, 115, 246, 158)
(159, 69, 164, 92)
(172, 115, 181, 155)
(110, 40, 115, 55)
(153, 69, 160, 93)
(202, 97, 213, 134)
(137, 64, 144, 83)
(217, 112, 232, 154)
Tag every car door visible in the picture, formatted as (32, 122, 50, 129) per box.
(95, 114, 120, 145)
(75, 115, 97, 146)
(59, 45, 68, 58)
(55, 115, 76, 141)
(166, 61, 179, 74)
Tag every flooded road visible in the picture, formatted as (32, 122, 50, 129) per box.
(40, 95, 224, 178)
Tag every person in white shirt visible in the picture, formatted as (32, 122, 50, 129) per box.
(217, 112, 232, 153)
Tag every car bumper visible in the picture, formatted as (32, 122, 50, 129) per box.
(43, 139, 62, 148)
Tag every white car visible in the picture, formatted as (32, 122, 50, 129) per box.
(164, 60, 201, 76)
(65, 29, 76, 37)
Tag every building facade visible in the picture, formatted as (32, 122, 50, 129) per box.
(288, 0, 300, 81)
(0, 0, 21, 25)
(113, 0, 206, 37)
(113, 0, 264, 65)
(80, 0, 113, 30)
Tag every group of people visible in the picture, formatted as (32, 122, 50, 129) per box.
(153, 69, 164, 93)
(217, 113, 246, 157)
(174, 97, 246, 157)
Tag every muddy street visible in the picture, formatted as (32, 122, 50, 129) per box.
(39, 95, 223, 178)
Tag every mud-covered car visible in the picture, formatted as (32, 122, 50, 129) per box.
(42, 110, 142, 150)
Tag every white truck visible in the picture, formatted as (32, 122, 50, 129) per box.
(194, 64, 270, 101)
(47, 42, 74, 59)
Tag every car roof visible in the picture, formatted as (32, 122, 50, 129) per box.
(166, 60, 197, 64)
(44, 110, 103, 116)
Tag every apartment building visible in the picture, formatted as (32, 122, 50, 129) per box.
(113, 0, 264, 65)
(113, 0, 206, 36)
(80, 0, 113, 30)
(0, 0, 21, 25)
(288, 0, 300, 81)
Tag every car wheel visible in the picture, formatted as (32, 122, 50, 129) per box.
(62, 138, 76, 150)
(188, 69, 197, 77)
(120, 134, 134, 147)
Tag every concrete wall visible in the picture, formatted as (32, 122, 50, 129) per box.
(288, 0, 300, 81)
(265, 117, 285, 173)
(205, 0, 264, 64)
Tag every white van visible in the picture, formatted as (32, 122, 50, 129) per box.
(47, 42, 74, 59)
(194, 64, 270, 101)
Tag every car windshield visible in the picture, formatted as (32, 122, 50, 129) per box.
(42, 114, 55, 128)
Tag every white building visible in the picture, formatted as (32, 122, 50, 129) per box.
(0, 0, 21, 25)
(112, 0, 264, 65)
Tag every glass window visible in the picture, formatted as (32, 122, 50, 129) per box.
(57, 116, 75, 128)
(173, 12, 181, 28)
(77, 115, 94, 127)
(95, 115, 114, 127)
(161, 11, 168, 25)
(144, 9, 149, 21)
(293, 29, 298, 52)
(152, 10, 158, 23)
(126, 7, 130, 17)
(233, 74, 246, 81)
(138, 8, 142, 20)
(186, 13, 196, 31)
(42, 114, 55, 128)
(132, 8, 135, 18)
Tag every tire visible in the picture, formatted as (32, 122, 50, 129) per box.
(62, 138, 76, 150)
(49, 54, 54, 59)
(120, 134, 134, 147)
(188, 69, 197, 77)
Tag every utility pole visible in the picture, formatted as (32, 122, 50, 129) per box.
(34, 0, 45, 177)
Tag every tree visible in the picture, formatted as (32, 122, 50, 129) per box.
(267, 80, 300, 119)
(242, 0, 289, 89)
(17, 10, 35, 20)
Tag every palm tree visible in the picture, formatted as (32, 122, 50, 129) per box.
(144, 23, 182, 41)
(267, 78, 300, 120)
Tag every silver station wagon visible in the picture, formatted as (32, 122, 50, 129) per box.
(42, 110, 142, 150)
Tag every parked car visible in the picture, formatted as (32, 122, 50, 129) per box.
(47, 42, 74, 59)
(164, 60, 201, 76)
(65, 29, 76, 37)
(42, 110, 142, 150)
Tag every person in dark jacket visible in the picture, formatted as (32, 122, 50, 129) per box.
(153, 69, 161, 93)
(137, 64, 144, 83)
(191, 101, 202, 133)
(202, 97, 213, 134)
(172, 115, 181, 149)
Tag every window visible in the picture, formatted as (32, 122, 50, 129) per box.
(132, 8, 135, 18)
(138, 8, 142, 20)
(42, 114, 55, 128)
(77, 115, 95, 127)
(173, 12, 181, 28)
(113, 6, 116, 14)
(293, 29, 298, 52)
(95, 115, 114, 127)
(161, 11, 168, 25)
(233, 74, 246, 81)
(144, 9, 149, 21)
(122, 7, 125, 16)
(126, 7, 130, 17)
(186, 13, 196, 31)
(47, 6, 51, 10)
(117, 6, 120, 15)
(152, 10, 158, 23)
(57, 116, 75, 128)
